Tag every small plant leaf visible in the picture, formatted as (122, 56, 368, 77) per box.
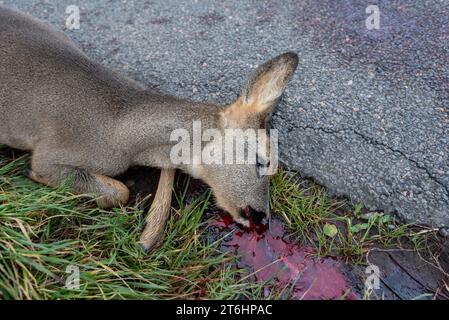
(354, 203, 364, 218)
(323, 223, 338, 238)
(350, 223, 369, 233)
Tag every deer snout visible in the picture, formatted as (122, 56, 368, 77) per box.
(239, 205, 267, 226)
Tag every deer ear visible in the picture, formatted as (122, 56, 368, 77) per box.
(224, 52, 298, 127)
(243, 52, 298, 113)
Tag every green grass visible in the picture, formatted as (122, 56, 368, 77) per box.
(270, 171, 435, 263)
(0, 153, 264, 299)
(0, 148, 437, 299)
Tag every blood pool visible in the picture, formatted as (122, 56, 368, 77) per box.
(211, 214, 358, 300)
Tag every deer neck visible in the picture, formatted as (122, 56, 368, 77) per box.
(115, 90, 224, 170)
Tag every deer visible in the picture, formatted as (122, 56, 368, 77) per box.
(0, 6, 298, 251)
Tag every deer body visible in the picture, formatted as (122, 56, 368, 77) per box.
(0, 7, 218, 175)
(0, 6, 298, 251)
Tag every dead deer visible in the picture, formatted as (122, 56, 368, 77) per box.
(0, 6, 298, 251)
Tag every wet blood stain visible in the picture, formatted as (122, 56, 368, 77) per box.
(211, 213, 358, 300)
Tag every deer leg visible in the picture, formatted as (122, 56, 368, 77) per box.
(26, 158, 129, 208)
(139, 169, 176, 252)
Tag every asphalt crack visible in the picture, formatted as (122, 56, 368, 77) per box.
(295, 125, 449, 197)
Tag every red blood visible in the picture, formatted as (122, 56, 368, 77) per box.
(248, 219, 269, 235)
(194, 288, 208, 300)
(235, 231, 244, 237)
(211, 211, 234, 227)
(242, 206, 251, 218)
(211, 216, 358, 300)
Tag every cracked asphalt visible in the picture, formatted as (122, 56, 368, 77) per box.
(2, 0, 448, 228)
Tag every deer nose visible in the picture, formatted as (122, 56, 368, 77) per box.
(240, 206, 267, 225)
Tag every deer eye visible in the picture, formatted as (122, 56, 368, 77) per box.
(256, 154, 270, 168)
(256, 155, 270, 178)
(257, 160, 270, 168)
(256, 154, 261, 167)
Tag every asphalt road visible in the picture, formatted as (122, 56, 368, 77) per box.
(2, 0, 448, 229)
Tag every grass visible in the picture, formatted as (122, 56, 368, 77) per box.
(0, 152, 262, 299)
(0, 147, 440, 299)
(270, 171, 435, 263)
